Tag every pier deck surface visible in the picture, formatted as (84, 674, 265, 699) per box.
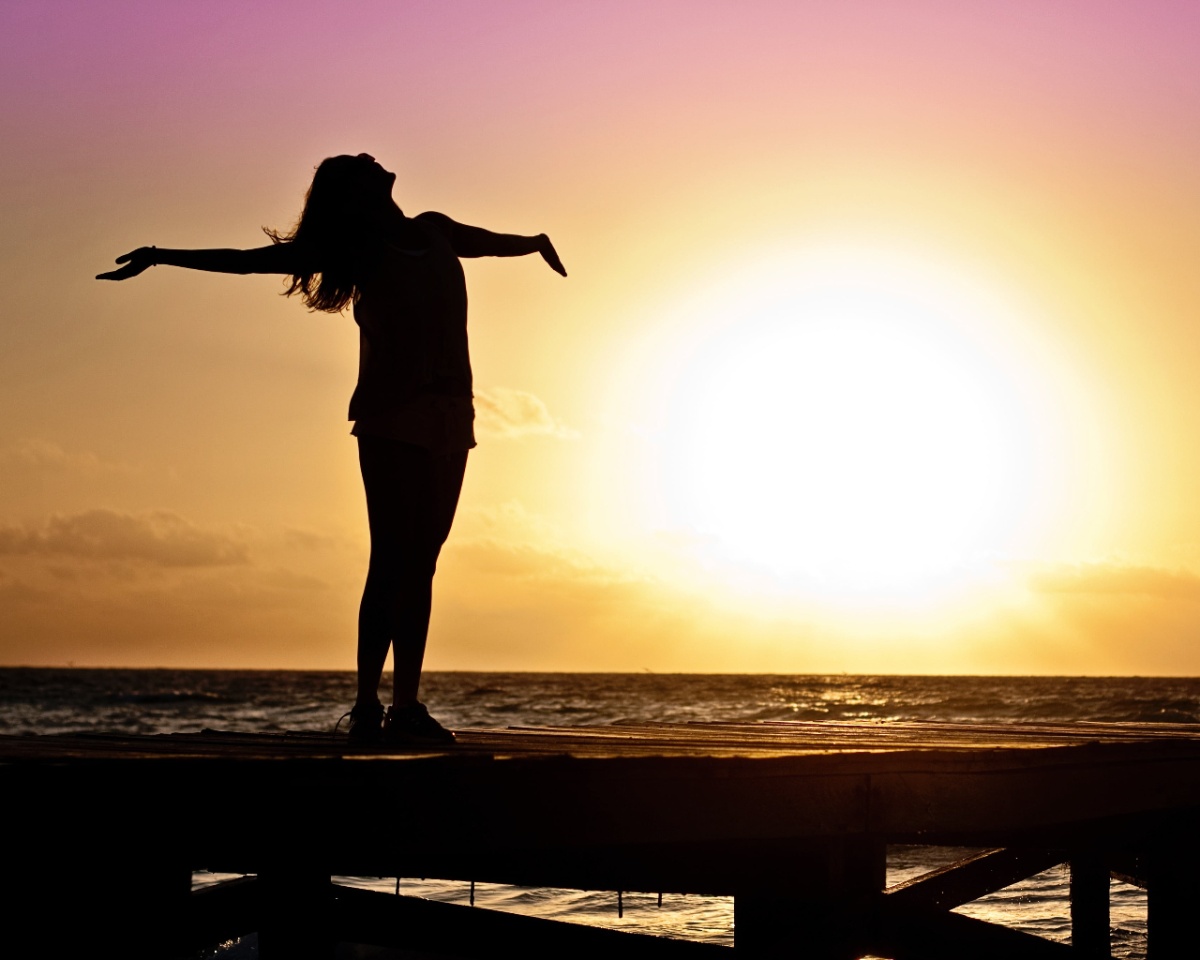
(6, 716, 1199, 758)
(4, 720, 1200, 850)
(4, 720, 1199, 957)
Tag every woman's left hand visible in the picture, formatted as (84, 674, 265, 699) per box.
(96, 247, 156, 281)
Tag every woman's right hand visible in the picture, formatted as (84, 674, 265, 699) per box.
(538, 235, 567, 277)
(95, 247, 156, 281)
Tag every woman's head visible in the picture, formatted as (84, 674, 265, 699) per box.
(269, 153, 399, 312)
(308, 153, 396, 219)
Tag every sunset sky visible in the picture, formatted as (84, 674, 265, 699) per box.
(3, 1, 1199, 674)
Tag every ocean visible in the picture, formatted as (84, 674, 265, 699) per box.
(5, 668, 1196, 958)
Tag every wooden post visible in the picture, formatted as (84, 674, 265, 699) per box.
(258, 866, 333, 960)
(1069, 853, 1110, 959)
(122, 859, 194, 957)
(1147, 834, 1200, 959)
(734, 837, 884, 958)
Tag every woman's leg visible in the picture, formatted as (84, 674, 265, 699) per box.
(356, 435, 467, 709)
(390, 445, 468, 706)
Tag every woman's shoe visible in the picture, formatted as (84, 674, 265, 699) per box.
(341, 700, 385, 744)
(383, 702, 456, 745)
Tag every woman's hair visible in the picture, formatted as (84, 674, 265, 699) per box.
(266, 155, 388, 313)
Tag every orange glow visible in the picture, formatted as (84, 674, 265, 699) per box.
(2, 3, 1199, 673)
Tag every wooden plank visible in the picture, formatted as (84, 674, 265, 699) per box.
(886, 846, 1066, 910)
(4, 724, 1200, 883)
(179, 878, 734, 957)
(5, 729, 1200, 858)
(7, 725, 1200, 771)
(329, 883, 731, 958)
(866, 750, 1200, 842)
(877, 901, 1076, 959)
(1108, 851, 1147, 889)
(4, 718, 1199, 763)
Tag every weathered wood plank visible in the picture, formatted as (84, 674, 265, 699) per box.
(1108, 851, 1147, 889)
(867, 749, 1200, 841)
(5, 718, 1199, 762)
(5, 723, 1200, 856)
(877, 901, 1076, 959)
(329, 883, 731, 958)
(886, 846, 1066, 910)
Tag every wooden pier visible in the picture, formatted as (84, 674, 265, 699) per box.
(4, 719, 1200, 958)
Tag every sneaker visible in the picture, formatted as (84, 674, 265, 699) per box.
(339, 700, 384, 744)
(383, 702, 456, 745)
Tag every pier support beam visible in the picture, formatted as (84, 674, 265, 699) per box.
(733, 837, 884, 958)
(258, 867, 333, 960)
(1069, 853, 1110, 959)
(735, 894, 871, 959)
(1147, 834, 1200, 960)
(1, 777, 193, 960)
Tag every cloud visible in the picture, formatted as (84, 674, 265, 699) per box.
(283, 527, 341, 551)
(0, 564, 350, 668)
(0, 509, 249, 567)
(1014, 561, 1200, 675)
(474, 387, 578, 440)
(0, 439, 135, 475)
(449, 536, 632, 586)
(448, 500, 637, 585)
(1029, 561, 1200, 601)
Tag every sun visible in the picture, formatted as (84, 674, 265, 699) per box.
(632, 245, 1049, 600)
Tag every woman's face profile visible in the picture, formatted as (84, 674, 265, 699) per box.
(354, 153, 396, 198)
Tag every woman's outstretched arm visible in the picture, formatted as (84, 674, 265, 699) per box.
(96, 243, 300, 281)
(417, 212, 566, 277)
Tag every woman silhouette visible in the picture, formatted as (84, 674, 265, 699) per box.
(98, 153, 566, 743)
